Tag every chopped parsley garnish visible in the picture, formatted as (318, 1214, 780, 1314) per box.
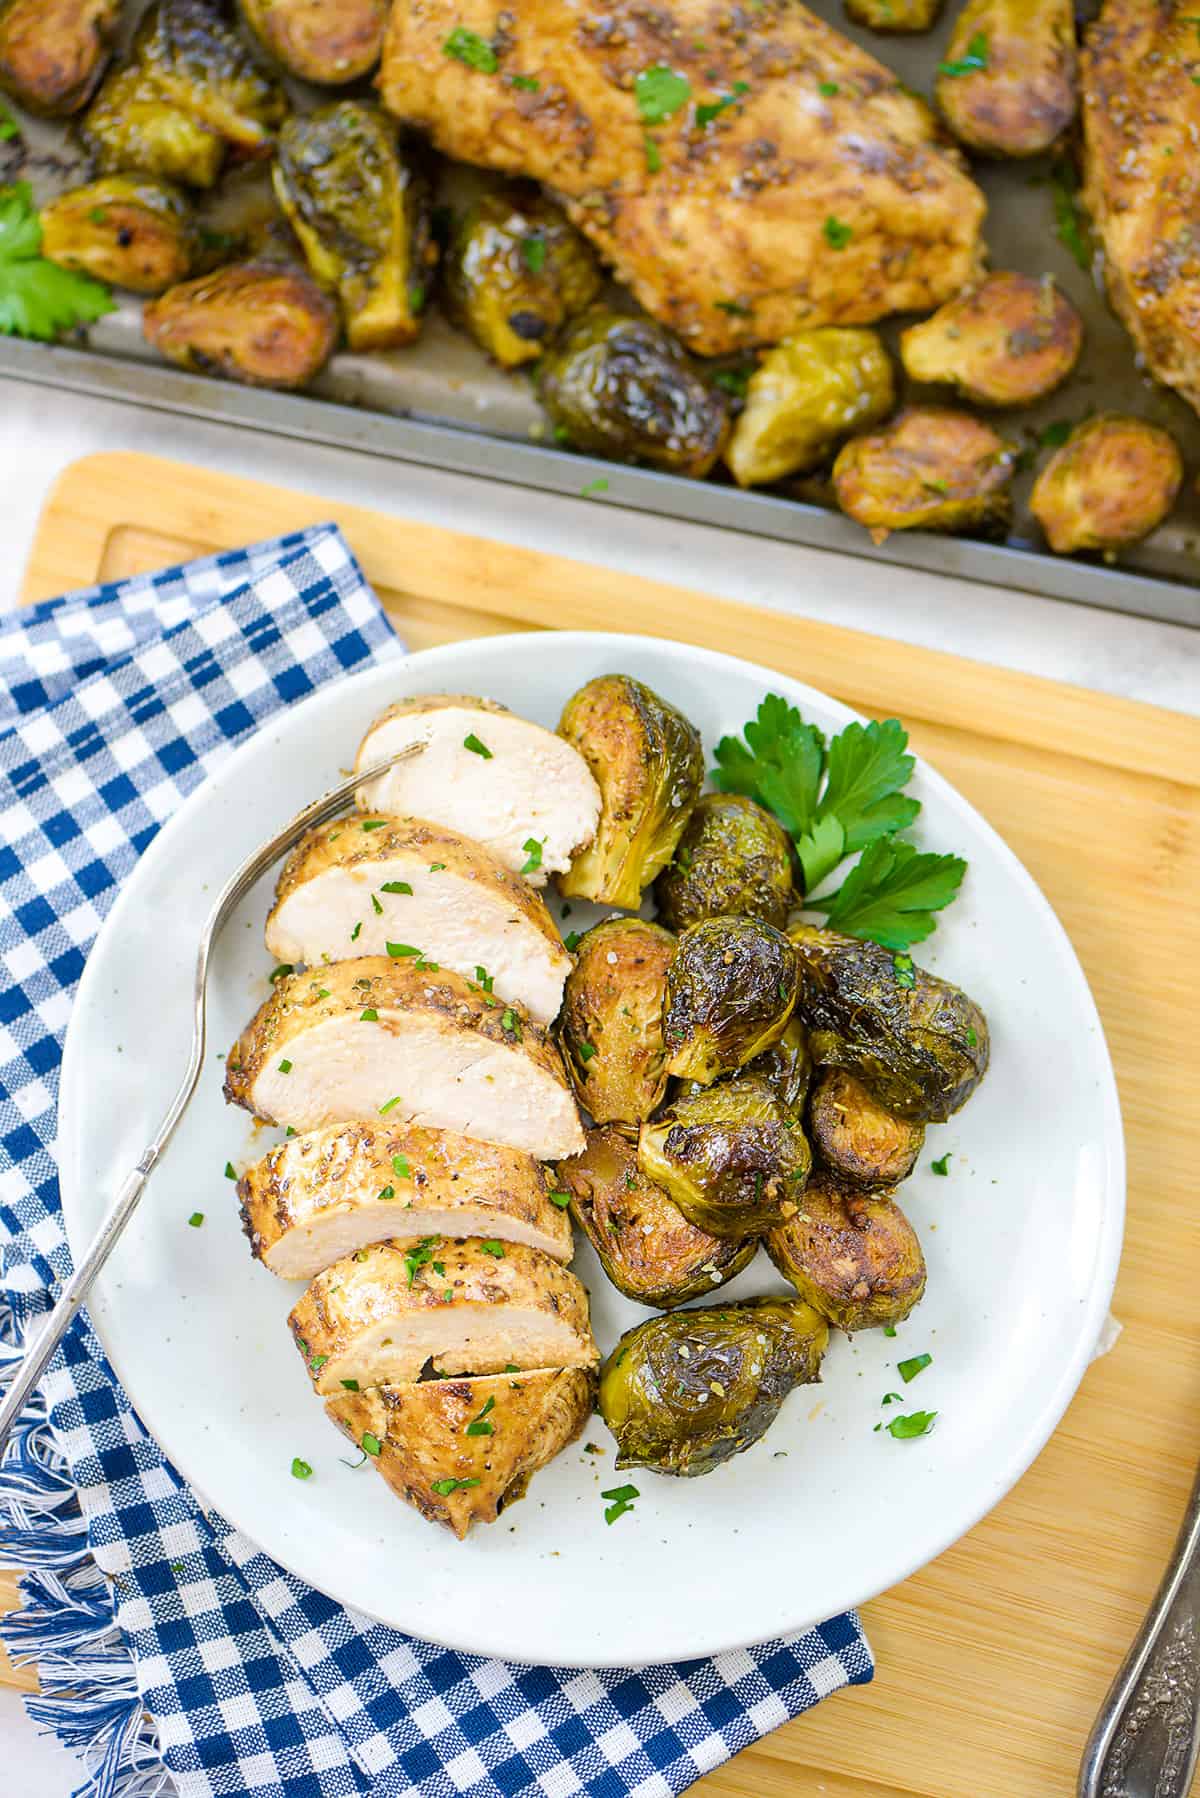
(635, 65, 691, 124)
(564, 930, 581, 951)
(291, 1457, 313, 1480)
(602, 1482, 640, 1524)
(392, 1154, 411, 1179)
(501, 1007, 522, 1038)
(892, 953, 915, 989)
(967, 1025, 978, 1047)
(510, 72, 539, 91)
(361, 819, 387, 831)
(269, 963, 294, 983)
(1039, 419, 1074, 449)
(0, 181, 115, 342)
(188, 1212, 204, 1227)
(818, 80, 839, 97)
(938, 31, 989, 78)
(548, 1190, 572, 1209)
(432, 1476, 480, 1494)
(379, 1095, 401, 1115)
(380, 880, 413, 895)
(316, 988, 330, 999)
(931, 1153, 952, 1176)
(521, 232, 547, 274)
(361, 1432, 382, 1457)
(404, 1235, 441, 1285)
(350, 921, 362, 942)
(377, 1184, 395, 1201)
(714, 298, 750, 316)
(278, 1059, 292, 1074)
(898, 1352, 932, 1382)
(581, 477, 609, 498)
(429, 861, 446, 872)
(695, 81, 748, 127)
(371, 893, 383, 915)
(519, 837, 544, 875)
(360, 1007, 379, 1021)
(474, 966, 495, 992)
(823, 215, 853, 251)
(712, 366, 751, 398)
(881, 1392, 903, 1405)
(480, 1240, 505, 1256)
(0, 104, 19, 142)
(341, 1378, 360, 1391)
(443, 26, 498, 72)
(1050, 160, 1091, 271)
(386, 941, 420, 958)
(466, 1397, 496, 1436)
(885, 1410, 937, 1440)
(643, 134, 662, 173)
(463, 732, 493, 758)
(308, 1354, 327, 1371)
(224, 1162, 237, 1180)
(408, 281, 426, 313)
(883, 1323, 898, 1338)
(579, 1042, 597, 1063)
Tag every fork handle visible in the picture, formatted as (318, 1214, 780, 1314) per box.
(1080, 1460, 1200, 1797)
(0, 1153, 155, 1449)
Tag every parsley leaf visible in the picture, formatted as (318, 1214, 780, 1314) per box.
(0, 104, 19, 143)
(885, 1410, 938, 1440)
(696, 81, 748, 127)
(519, 837, 544, 875)
(938, 31, 989, 78)
(432, 1476, 480, 1494)
(403, 1235, 441, 1286)
(898, 1352, 932, 1382)
(444, 27, 497, 72)
(0, 182, 115, 342)
(712, 693, 824, 837)
(819, 718, 919, 858)
(635, 65, 691, 123)
(823, 215, 853, 250)
(810, 838, 966, 950)
(1050, 160, 1091, 272)
(521, 232, 546, 274)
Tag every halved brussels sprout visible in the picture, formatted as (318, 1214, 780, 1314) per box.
(600, 1296, 827, 1476)
(0, 0, 119, 116)
(765, 1171, 926, 1332)
(638, 1075, 811, 1238)
(663, 916, 799, 1085)
(792, 925, 989, 1122)
(808, 1067, 925, 1188)
(537, 309, 730, 477)
(240, 0, 386, 86)
(559, 917, 674, 1124)
(936, 0, 1076, 160)
(725, 329, 895, 488)
(845, 0, 943, 27)
(558, 674, 704, 909)
(555, 1126, 757, 1309)
(134, 0, 285, 155)
(900, 273, 1082, 408)
(655, 793, 794, 933)
(445, 184, 601, 368)
(833, 407, 1016, 544)
(40, 176, 197, 294)
(747, 1016, 813, 1115)
(143, 259, 339, 389)
(1030, 414, 1182, 555)
(82, 62, 225, 188)
(274, 102, 432, 353)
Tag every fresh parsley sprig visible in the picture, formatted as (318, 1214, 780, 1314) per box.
(0, 182, 115, 342)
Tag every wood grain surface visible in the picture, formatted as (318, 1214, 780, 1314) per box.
(6, 451, 1200, 1797)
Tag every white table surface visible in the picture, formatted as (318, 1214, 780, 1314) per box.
(0, 375, 1197, 1791)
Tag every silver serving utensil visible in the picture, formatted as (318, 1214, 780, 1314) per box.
(0, 744, 422, 1455)
(1080, 1464, 1200, 1797)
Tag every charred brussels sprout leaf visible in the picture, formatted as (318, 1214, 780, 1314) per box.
(560, 917, 674, 1124)
(766, 1170, 926, 1332)
(639, 1074, 811, 1237)
(40, 176, 197, 294)
(746, 1015, 813, 1114)
(935, 0, 1077, 160)
(555, 1126, 756, 1308)
(445, 183, 601, 368)
(832, 406, 1016, 545)
(808, 1067, 925, 1188)
(844, 0, 944, 29)
(900, 273, 1082, 409)
(725, 328, 895, 488)
(143, 259, 339, 389)
(791, 925, 989, 1122)
(538, 308, 730, 477)
(664, 916, 799, 1084)
(274, 102, 432, 353)
(0, 0, 120, 116)
(134, 0, 285, 153)
(239, 0, 387, 86)
(1030, 413, 1182, 555)
(558, 673, 704, 909)
(599, 1296, 828, 1476)
(655, 793, 794, 932)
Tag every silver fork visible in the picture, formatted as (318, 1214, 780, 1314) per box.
(0, 744, 422, 1455)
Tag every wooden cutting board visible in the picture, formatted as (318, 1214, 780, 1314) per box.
(6, 451, 1200, 1798)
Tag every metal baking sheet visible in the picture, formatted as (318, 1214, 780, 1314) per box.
(3, 1, 1199, 631)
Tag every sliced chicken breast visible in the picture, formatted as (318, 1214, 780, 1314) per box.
(325, 1368, 593, 1538)
(223, 957, 585, 1159)
(240, 1120, 573, 1279)
(265, 815, 571, 1024)
(354, 694, 600, 883)
(289, 1237, 597, 1393)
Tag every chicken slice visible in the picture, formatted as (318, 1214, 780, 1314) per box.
(325, 1368, 593, 1538)
(290, 1238, 597, 1393)
(223, 958, 584, 1159)
(354, 695, 600, 884)
(265, 815, 572, 1024)
(240, 1120, 572, 1278)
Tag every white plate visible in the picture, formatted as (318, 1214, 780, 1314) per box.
(58, 633, 1124, 1668)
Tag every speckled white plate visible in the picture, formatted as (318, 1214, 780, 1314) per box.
(57, 632, 1124, 1667)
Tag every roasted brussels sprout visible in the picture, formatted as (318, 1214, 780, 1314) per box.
(1030, 414, 1183, 555)
(832, 406, 1016, 544)
(765, 1171, 926, 1332)
(0, 0, 119, 115)
(663, 916, 798, 1085)
(639, 1075, 811, 1238)
(724, 329, 895, 488)
(134, 0, 285, 156)
(537, 310, 730, 477)
(445, 184, 601, 369)
(900, 273, 1082, 408)
(936, 0, 1076, 159)
(555, 1126, 757, 1309)
(792, 926, 989, 1123)
(599, 1296, 828, 1477)
(558, 674, 704, 909)
(274, 102, 432, 354)
(845, 0, 943, 28)
(808, 1067, 925, 1189)
(143, 260, 339, 389)
(240, 0, 386, 86)
(746, 1016, 813, 1115)
(655, 793, 794, 933)
(559, 918, 674, 1124)
(82, 63, 226, 189)
(40, 176, 197, 294)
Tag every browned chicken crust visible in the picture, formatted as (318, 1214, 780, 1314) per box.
(379, 0, 987, 354)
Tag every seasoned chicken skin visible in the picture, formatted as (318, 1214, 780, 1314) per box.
(1082, 2, 1200, 417)
(223, 958, 585, 1159)
(290, 1237, 597, 1392)
(266, 815, 571, 1024)
(379, 0, 987, 355)
(239, 1120, 572, 1279)
(326, 1368, 593, 1537)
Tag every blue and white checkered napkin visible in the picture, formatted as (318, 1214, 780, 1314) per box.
(0, 525, 872, 1798)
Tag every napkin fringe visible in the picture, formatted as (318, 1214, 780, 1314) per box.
(0, 1299, 172, 1798)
